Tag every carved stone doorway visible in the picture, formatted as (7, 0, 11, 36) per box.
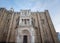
(16, 28, 35, 43)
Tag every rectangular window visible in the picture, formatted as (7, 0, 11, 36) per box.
(25, 19, 26, 24)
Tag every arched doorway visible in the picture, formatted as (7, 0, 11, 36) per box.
(23, 35, 27, 43)
(22, 30, 31, 43)
(16, 28, 35, 43)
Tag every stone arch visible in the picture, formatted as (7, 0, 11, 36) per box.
(16, 27, 35, 43)
(21, 30, 31, 43)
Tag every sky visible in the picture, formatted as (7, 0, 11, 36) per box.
(0, 0, 60, 32)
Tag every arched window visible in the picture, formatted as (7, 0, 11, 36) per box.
(21, 19, 30, 25)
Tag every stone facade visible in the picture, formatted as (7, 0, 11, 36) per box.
(0, 8, 59, 43)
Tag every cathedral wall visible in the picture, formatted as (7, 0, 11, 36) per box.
(44, 10, 59, 43)
(0, 8, 59, 43)
(31, 12, 40, 43)
(0, 8, 12, 42)
(37, 12, 44, 43)
(39, 12, 53, 43)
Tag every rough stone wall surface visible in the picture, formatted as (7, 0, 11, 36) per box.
(0, 8, 12, 42)
(44, 10, 59, 43)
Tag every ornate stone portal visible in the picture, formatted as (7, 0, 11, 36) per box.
(16, 27, 35, 43)
(16, 10, 35, 43)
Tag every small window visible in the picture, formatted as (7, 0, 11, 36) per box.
(8, 19, 9, 22)
(22, 19, 27, 24)
(22, 19, 24, 21)
(25, 19, 26, 24)
(41, 19, 44, 24)
(27, 19, 29, 21)
(21, 19, 30, 25)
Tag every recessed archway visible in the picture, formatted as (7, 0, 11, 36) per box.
(16, 27, 35, 43)
(22, 30, 31, 43)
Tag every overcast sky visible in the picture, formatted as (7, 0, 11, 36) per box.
(0, 0, 60, 32)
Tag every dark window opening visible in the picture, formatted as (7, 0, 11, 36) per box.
(23, 35, 27, 43)
(25, 19, 26, 24)
(22, 19, 23, 21)
(27, 19, 29, 21)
